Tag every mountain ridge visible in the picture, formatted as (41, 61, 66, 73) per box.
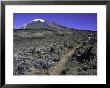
(15, 19, 96, 32)
(18, 19, 73, 31)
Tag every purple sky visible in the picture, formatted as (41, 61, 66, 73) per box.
(14, 13, 97, 31)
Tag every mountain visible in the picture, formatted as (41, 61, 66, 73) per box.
(19, 19, 71, 31)
(15, 19, 96, 39)
(14, 19, 74, 39)
(14, 19, 97, 75)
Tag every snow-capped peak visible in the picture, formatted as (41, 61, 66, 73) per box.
(33, 19, 45, 22)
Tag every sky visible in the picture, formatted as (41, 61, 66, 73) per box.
(14, 13, 97, 31)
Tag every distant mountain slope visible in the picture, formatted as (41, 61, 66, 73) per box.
(19, 19, 71, 31)
(14, 19, 97, 39)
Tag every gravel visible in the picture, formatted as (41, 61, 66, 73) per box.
(13, 29, 97, 75)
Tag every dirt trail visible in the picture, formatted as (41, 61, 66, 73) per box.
(48, 45, 82, 75)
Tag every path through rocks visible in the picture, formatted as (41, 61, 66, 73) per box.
(48, 44, 82, 75)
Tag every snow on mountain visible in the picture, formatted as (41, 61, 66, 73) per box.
(33, 19, 45, 22)
(19, 18, 71, 31)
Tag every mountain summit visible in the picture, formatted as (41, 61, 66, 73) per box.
(19, 19, 70, 31)
(32, 19, 45, 22)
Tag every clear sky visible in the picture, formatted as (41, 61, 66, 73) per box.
(14, 13, 97, 31)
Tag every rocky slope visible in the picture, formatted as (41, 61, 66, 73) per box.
(13, 19, 97, 75)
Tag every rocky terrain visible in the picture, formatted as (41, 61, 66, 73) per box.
(13, 19, 97, 75)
